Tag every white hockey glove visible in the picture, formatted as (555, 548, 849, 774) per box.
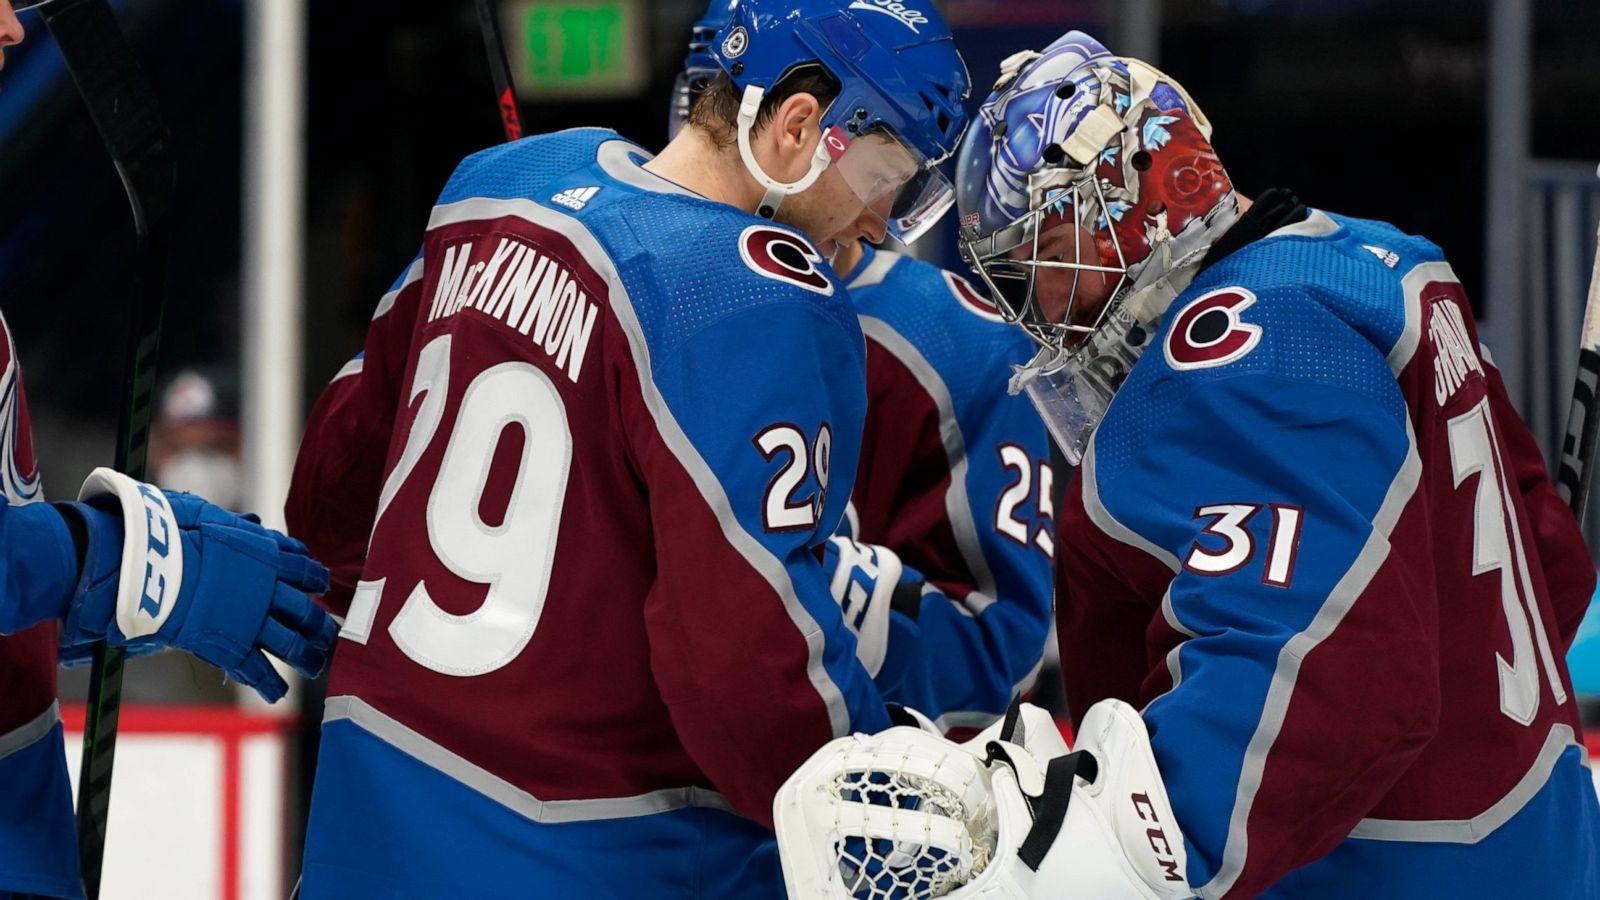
(945, 699, 1192, 900)
(773, 700, 1192, 900)
(823, 535, 924, 678)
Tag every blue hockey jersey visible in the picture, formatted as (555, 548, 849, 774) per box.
(839, 245, 1053, 729)
(288, 130, 894, 899)
(0, 311, 80, 900)
(1059, 208, 1600, 897)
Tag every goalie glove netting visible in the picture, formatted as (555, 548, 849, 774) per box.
(829, 763, 997, 899)
(777, 727, 1000, 900)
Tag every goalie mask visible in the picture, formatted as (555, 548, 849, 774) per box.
(954, 32, 1240, 464)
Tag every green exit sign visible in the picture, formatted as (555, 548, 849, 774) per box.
(505, 0, 645, 99)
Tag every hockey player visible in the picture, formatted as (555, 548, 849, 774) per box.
(0, 5, 337, 898)
(283, 1, 969, 896)
(671, 0, 1054, 735)
(955, 32, 1600, 897)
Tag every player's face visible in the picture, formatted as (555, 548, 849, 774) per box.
(778, 164, 878, 260)
(0, 0, 25, 72)
(816, 191, 894, 263)
(1022, 212, 1117, 336)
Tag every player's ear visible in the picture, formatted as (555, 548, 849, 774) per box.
(770, 92, 822, 178)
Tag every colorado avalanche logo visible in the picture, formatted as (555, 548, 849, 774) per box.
(0, 314, 42, 505)
(738, 226, 834, 297)
(943, 271, 1006, 324)
(1163, 287, 1262, 371)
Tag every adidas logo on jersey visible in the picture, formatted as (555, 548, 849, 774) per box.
(551, 187, 600, 211)
(1363, 244, 1400, 269)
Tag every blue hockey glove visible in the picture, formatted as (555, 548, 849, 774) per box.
(822, 536, 924, 684)
(58, 468, 337, 702)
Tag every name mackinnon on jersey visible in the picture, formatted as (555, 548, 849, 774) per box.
(426, 237, 598, 384)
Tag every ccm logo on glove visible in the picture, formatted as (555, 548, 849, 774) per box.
(1132, 791, 1184, 882)
(137, 481, 179, 623)
(76, 468, 185, 639)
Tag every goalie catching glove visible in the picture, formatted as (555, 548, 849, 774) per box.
(56, 468, 338, 702)
(773, 700, 1193, 899)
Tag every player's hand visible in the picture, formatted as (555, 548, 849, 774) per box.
(57, 468, 337, 702)
(822, 535, 924, 678)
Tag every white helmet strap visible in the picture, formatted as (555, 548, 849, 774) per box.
(736, 85, 834, 220)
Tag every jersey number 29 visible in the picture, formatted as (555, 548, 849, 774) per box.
(343, 334, 570, 677)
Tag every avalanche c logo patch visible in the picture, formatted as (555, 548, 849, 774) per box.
(943, 271, 1006, 324)
(739, 226, 835, 297)
(0, 314, 40, 505)
(1164, 287, 1262, 371)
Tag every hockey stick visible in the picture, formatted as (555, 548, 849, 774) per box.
(40, 1, 176, 895)
(475, 0, 524, 142)
(1555, 165, 1600, 527)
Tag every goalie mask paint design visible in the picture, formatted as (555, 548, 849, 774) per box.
(954, 31, 1240, 464)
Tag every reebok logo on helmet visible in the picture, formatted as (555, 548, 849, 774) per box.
(847, 0, 930, 34)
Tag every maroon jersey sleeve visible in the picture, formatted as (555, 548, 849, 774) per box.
(287, 257, 424, 615)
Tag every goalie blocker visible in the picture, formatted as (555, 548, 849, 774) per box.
(774, 700, 1192, 900)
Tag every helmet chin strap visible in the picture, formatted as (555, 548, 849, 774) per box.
(736, 85, 833, 220)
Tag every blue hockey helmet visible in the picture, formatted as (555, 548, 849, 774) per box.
(668, 0, 737, 141)
(954, 32, 1240, 464)
(707, 0, 970, 244)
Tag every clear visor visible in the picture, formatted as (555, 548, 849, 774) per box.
(825, 125, 956, 245)
(1011, 301, 1155, 465)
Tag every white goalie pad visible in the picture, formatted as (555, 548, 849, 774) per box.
(774, 701, 1192, 900)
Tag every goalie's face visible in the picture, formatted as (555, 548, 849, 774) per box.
(0, 1, 25, 73)
(1018, 209, 1120, 339)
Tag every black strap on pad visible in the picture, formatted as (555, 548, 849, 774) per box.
(1018, 749, 1099, 871)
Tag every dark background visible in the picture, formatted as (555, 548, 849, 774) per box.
(2, 0, 1598, 441)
